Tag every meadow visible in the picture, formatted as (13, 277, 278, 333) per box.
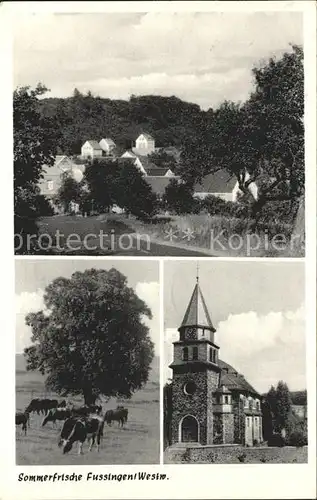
(16, 355, 160, 465)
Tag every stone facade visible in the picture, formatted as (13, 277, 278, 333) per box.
(168, 278, 263, 449)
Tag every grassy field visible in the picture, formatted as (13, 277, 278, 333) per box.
(16, 355, 160, 465)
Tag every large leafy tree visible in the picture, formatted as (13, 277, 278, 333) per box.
(163, 178, 196, 214)
(14, 83, 58, 253)
(114, 160, 158, 219)
(24, 268, 155, 405)
(83, 158, 118, 212)
(179, 45, 304, 215)
(55, 172, 83, 214)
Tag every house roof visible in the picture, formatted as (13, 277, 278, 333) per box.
(180, 281, 216, 332)
(138, 132, 154, 141)
(100, 137, 116, 146)
(218, 360, 260, 396)
(144, 177, 176, 195)
(85, 140, 102, 150)
(194, 170, 237, 194)
(146, 167, 171, 177)
(41, 156, 85, 180)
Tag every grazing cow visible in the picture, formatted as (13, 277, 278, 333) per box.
(25, 398, 42, 415)
(58, 416, 104, 455)
(104, 407, 128, 427)
(42, 408, 72, 427)
(71, 405, 102, 417)
(16, 412, 29, 435)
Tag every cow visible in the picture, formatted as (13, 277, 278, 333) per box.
(58, 416, 104, 455)
(104, 407, 128, 427)
(26, 398, 59, 415)
(25, 398, 42, 415)
(42, 408, 72, 427)
(71, 405, 102, 417)
(16, 411, 29, 435)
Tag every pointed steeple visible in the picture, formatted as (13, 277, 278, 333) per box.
(180, 279, 216, 333)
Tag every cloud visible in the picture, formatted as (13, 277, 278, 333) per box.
(15, 289, 45, 353)
(164, 304, 306, 392)
(135, 281, 160, 356)
(13, 12, 303, 109)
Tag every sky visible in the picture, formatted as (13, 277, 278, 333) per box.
(13, 11, 303, 110)
(15, 259, 160, 356)
(164, 260, 306, 393)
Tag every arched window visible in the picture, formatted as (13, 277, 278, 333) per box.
(224, 395, 229, 404)
(182, 347, 188, 361)
(192, 346, 198, 360)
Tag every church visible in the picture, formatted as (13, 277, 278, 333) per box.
(168, 276, 263, 447)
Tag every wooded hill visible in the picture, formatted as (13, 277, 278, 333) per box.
(38, 92, 205, 156)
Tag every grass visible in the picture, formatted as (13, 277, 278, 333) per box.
(127, 214, 300, 257)
(16, 355, 160, 465)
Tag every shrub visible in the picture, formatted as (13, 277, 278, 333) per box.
(287, 430, 307, 448)
(260, 456, 267, 463)
(267, 433, 286, 447)
(237, 452, 247, 463)
(181, 448, 191, 463)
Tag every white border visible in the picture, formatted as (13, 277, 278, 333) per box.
(0, 1, 316, 499)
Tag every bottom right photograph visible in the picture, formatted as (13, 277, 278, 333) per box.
(163, 260, 307, 464)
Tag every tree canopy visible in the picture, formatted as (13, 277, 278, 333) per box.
(24, 268, 155, 405)
(14, 84, 58, 252)
(179, 45, 304, 214)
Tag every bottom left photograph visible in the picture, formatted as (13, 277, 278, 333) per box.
(15, 259, 160, 465)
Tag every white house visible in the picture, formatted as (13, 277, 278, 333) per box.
(133, 133, 155, 156)
(99, 137, 116, 155)
(194, 169, 259, 203)
(81, 140, 103, 159)
(39, 155, 85, 213)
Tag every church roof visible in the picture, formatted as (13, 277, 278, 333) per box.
(180, 281, 216, 332)
(218, 360, 260, 396)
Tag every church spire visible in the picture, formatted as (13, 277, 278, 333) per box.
(179, 272, 216, 333)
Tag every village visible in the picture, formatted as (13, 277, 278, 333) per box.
(39, 132, 247, 215)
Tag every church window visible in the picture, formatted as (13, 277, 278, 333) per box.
(184, 381, 197, 396)
(192, 346, 198, 360)
(182, 347, 188, 361)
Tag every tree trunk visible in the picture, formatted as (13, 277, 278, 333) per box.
(83, 389, 97, 406)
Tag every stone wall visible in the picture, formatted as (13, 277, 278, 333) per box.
(165, 445, 308, 464)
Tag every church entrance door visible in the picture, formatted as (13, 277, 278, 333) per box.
(181, 416, 199, 442)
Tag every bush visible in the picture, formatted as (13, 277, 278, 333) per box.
(287, 430, 307, 447)
(237, 452, 247, 463)
(267, 433, 286, 447)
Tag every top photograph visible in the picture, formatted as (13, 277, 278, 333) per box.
(13, 11, 304, 257)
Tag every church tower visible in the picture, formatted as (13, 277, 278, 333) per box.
(169, 274, 221, 445)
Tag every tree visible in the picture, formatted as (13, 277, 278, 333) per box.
(114, 160, 158, 219)
(148, 150, 177, 172)
(163, 381, 173, 449)
(265, 381, 292, 435)
(179, 45, 304, 216)
(14, 83, 58, 253)
(83, 158, 118, 213)
(24, 268, 155, 405)
(275, 381, 292, 433)
(163, 178, 197, 214)
(55, 172, 83, 213)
